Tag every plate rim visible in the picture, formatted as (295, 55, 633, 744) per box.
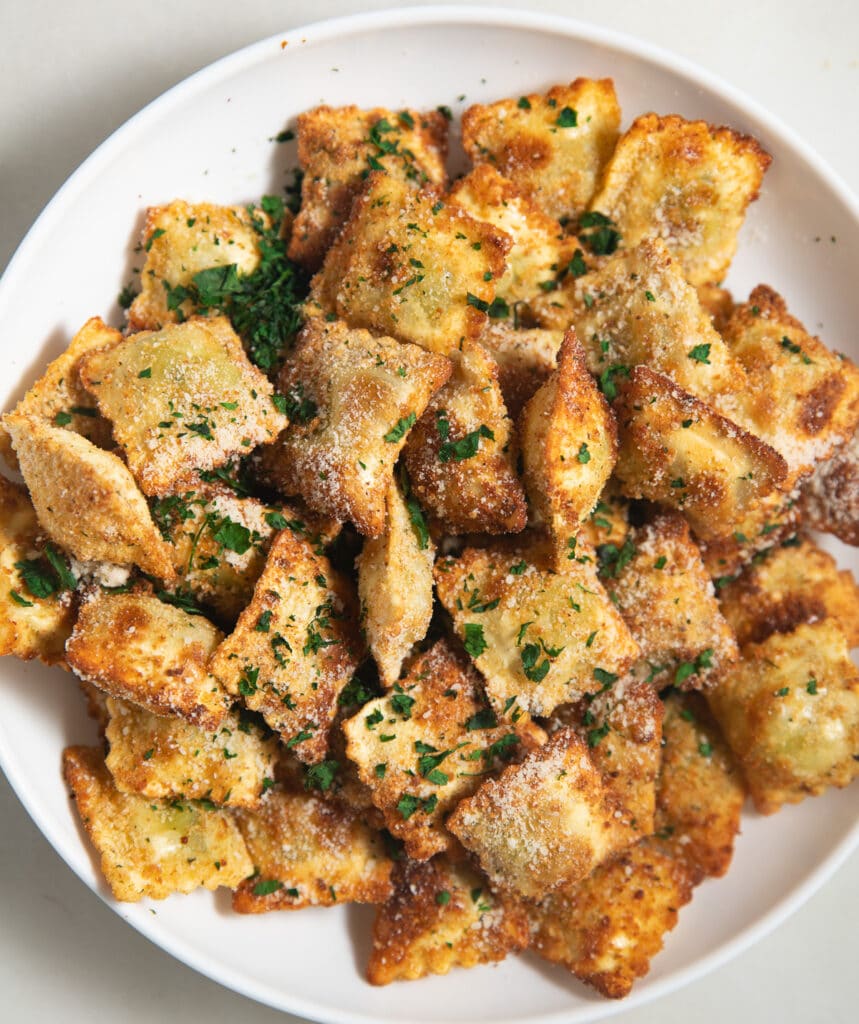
(1, 6, 857, 1023)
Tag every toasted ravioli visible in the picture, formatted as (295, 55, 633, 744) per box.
(153, 485, 337, 625)
(0, 317, 117, 472)
(356, 479, 435, 687)
(519, 331, 617, 558)
(63, 745, 252, 902)
(447, 728, 637, 899)
(542, 239, 748, 406)
(309, 173, 510, 355)
(529, 838, 693, 999)
(435, 539, 639, 718)
(606, 513, 738, 688)
(450, 164, 575, 305)
(289, 105, 448, 270)
(479, 322, 563, 418)
(342, 640, 524, 861)
(707, 621, 859, 813)
(78, 317, 287, 496)
(105, 698, 278, 807)
(654, 692, 744, 884)
(589, 113, 770, 286)
(4, 414, 176, 579)
(403, 340, 526, 535)
(208, 528, 362, 762)
(717, 534, 859, 648)
(800, 429, 859, 545)
(722, 286, 859, 484)
(578, 487, 630, 549)
(553, 675, 663, 833)
(696, 282, 734, 334)
(367, 855, 530, 984)
(127, 201, 266, 331)
(66, 591, 229, 730)
(697, 488, 801, 580)
(461, 79, 621, 221)
(612, 366, 787, 540)
(231, 789, 393, 911)
(0, 476, 75, 663)
(256, 318, 449, 537)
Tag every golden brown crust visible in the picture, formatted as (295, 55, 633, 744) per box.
(257, 318, 450, 537)
(231, 788, 393, 911)
(435, 537, 640, 719)
(342, 640, 525, 861)
(653, 692, 745, 884)
(78, 317, 287, 497)
(0, 476, 75, 664)
(607, 512, 739, 688)
(4, 414, 177, 579)
(289, 105, 448, 270)
(105, 697, 279, 807)
(479, 322, 563, 419)
(128, 202, 266, 331)
(461, 79, 621, 220)
(707, 620, 859, 813)
(208, 528, 363, 762)
(403, 340, 527, 536)
(799, 428, 859, 545)
(63, 745, 252, 901)
(697, 489, 801, 579)
(612, 366, 787, 540)
(309, 173, 510, 354)
(448, 728, 638, 900)
(717, 534, 859, 648)
(590, 113, 771, 286)
(355, 478, 435, 687)
(528, 839, 693, 998)
(367, 855, 530, 984)
(66, 591, 229, 730)
(519, 330, 617, 560)
(721, 285, 859, 485)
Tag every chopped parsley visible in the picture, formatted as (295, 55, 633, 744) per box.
(304, 759, 339, 792)
(384, 412, 416, 443)
(438, 424, 494, 463)
(555, 106, 578, 127)
(463, 623, 487, 659)
(688, 343, 712, 364)
(578, 211, 621, 256)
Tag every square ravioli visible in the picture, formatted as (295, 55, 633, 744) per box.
(355, 478, 435, 687)
(449, 164, 576, 306)
(66, 591, 229, 730)
(231, 788, 394, 911)
(257, 317, 450, 537)
(447, 727, 638, 900)
(0, 316, 117, 472)
(461, 78, 621, 221)
(528, 838, 693, 999)
(289, 104, 449, 269)
(612, 366, 787, 541)
(707, 620, 859, 813)
(0, 475, 75, 664)
(519, 331, 617, 559)
(4, 414, 176, 580)
(654, 692, 745, 884)
(479, 322, 563, 419)
(105, 698, 279, 808)
(589, 113, 771, 286)
(799, 429, 859, 546)
(208, 527, 363, 762)
(342, 639, 527, 860)
(78, 316, 287, 496)
(402, 339, 527, 535)
(127, 201, 269, 331)
(309, 172, 510, 355)
(717, 534, 859, 648)
(552, 675, 664, 834)
(434, 538, 640, 719)
(367, 855, 530, 984)
(722, 285, 859, 485)
(605, 512, 738, 688)
(63, 745, 252, 902)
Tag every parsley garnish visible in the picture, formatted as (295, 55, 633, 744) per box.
(577, 442, 591, 463)
(438, 424, 494, 463)
(304, 760, 339, 792)
(463, 623, 487, 658)
(384, 412, 416, 443)
(688, 343, 712, 364)
(252, 879, 283, 897)
(555, 106, 578, 127)
(578, 211, 621, 256)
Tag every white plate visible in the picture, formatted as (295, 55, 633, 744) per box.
(1, 7, 857, 1023)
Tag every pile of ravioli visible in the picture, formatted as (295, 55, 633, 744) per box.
(2, 78, 859, 999)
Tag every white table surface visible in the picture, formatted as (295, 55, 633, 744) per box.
(1, 1, 857, 1021)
